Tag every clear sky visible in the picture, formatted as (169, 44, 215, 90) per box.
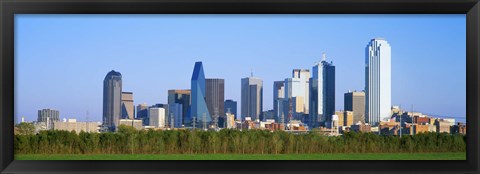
(15, 14, 466, 123)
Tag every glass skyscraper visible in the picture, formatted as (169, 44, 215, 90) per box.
(309, 54, 335, 128)
(205, 78, 225, 118)
(190, 62, 211, 127)
(224, 99, 237, 118)
(103, 70, 122, 131)
(168, 90, 191, 127)
(365, 38, 391, 125)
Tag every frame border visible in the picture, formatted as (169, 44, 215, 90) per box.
(1, 0, 479, 173)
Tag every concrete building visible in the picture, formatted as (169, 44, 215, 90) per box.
(121, 92, 134, 119)
(451, 122, 467, 135)
(149, 107, 166, 128)
(190, 62, 211, 126)
(206, 78, 225, 120)
(344, 91, 365, 124)
(365, 38, 391, 126)
(118, 119, 143, 130)
(435, 119, 451, 133)
(103, 70, 122, 131)
(241, 76, 263, 121)
(136, 103, 149, 125)
(168, 89, 191, 126)
(335, 111, 354, 127)
(351, 123, 371, 133)
(37, 108, 60, 129)
(226, 113, 236, 129)
(53, 119, 98, 133)
(309, 53, 335, 128)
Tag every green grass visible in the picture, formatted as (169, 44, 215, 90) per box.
(15, 152, 466, 160)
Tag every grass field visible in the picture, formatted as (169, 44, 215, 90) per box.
(15, 152, 466, 160)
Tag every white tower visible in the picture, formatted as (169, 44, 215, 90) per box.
(365, 38, 391, 125)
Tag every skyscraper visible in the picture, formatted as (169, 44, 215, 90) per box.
(121, 92, 134, 119)
(169, 103, 183, 128)
(168, 90, 191, 126)
(149, 107, 165, 128)
(241, 76, 263, 121)
(103, 70, 122, 131)
(284, 69, 310, 122)
(190, 62, 211, 126)
(309, 53, 335, 128)
(205, 78, 225, 119)
(38, 108, 60, 129)
(365, 38, 391, 125)
(273, 81, 285, 123)
(344, 90, 366, 124)
(136, 103, 149, 125)
(224, 99, 237, 118)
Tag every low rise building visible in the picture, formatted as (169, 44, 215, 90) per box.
(118, 119, 143, 130)
(350, 123, 371, 133)
(435, 119, 451, 133)
(53, 119, 98, 133)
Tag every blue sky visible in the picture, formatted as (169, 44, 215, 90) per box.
(14, 14, 466, 123)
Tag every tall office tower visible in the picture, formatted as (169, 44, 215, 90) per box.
(190, 62, 211, 127)
(224, 99, 237, 118)
(37, 109, 60, 122)
(169, 103, 183, 128)
(103, 70, 122, 131)
(365, 38, 391, 125)
(241, 76, 263, 121)
(38, 108, 60, 129)
(284, 69, 310, 122)
(121, 92, 134, 119)
(168, 90, 191, 126)
(273, 81, 285, 123)
(136, 103, 149, 125)
(344, 90, 366, 124)
(149, 107, 165, 128)
(205, 78, 225, 119)
(309, 53, 335, 128)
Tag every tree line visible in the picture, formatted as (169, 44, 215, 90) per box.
(14, 125, 466, 154)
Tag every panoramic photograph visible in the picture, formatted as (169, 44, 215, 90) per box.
(13, 14, 466, 160)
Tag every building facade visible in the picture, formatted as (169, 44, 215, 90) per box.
(344, 91, 366, 124)
(103, 70, 122, 131)
(53, 119, 98, 133)
(224, 99, 237, 119)
(38, 108, 60, 129)
(149, 107, 165, 128)
(121, 92, 134, 119)
(169, 103, 183, 128)
(168, 90, 191, 126)
(309, 53, 335, 128)
(118, 119, 143, 130)
(273, 81, 285, 123)
(205, 78, 225, 118)
(136, 103, 149, 125)
(365, 38, 391, 125)
(241, 76, 263, 121)
(190, 62, 211, 126)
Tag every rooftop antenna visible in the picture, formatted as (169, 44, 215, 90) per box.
(251, 69, 253, 77)
(322, 52, 326, 61)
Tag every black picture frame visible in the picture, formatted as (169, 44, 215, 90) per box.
(1, 0, 479, 173)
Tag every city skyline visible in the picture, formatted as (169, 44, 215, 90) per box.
(15, 14, 466, 123)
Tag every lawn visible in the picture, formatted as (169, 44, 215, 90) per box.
(15, 152, 466, 160)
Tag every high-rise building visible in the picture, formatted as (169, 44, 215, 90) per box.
(121, 92, 134, 119)
(273, 81, 285, 123)
(335, 111, 354, 127)
(226, 113, 236, 129)
(224, 99, 237, 118)
(344, 90, 366, 124)
(103, 70, 122, 131)
(169, 103, 183, 128)
(38, 108, 60, 129)
(284, 69, 310, 122)
(292, 69, 310, 114)
(190, 62, 211, 127)
(241, 76, 263, 121)
(37, 108, 60, 122)
(149, 107, 165, 128)
(168, 90, 191, 126)
(136, 103, 149, 125)
(309, 53, 335, 128)
(365, 38, 391, 125)
(205, 78, 225, 119)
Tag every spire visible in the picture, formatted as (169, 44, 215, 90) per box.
(251, 68, 253, 77)
(322, 52, 326, 61)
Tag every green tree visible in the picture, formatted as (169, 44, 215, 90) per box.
(15, 122, 35, 135)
